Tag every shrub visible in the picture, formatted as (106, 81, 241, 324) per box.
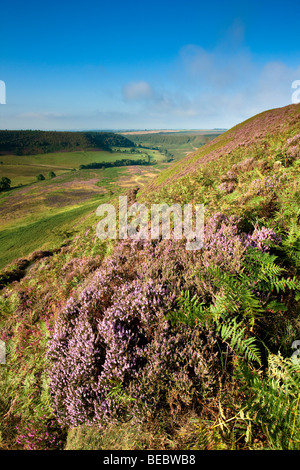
(246, 174, 285, 197)
(0, 177, 11, 191)
(217, 181, 236, 194)
(47, 213, 289, 434)
(240, 353, 300, 450)
(15, 415, 66, 450)
(48, 275, 219, 427)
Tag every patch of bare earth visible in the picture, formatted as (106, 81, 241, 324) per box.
(115, 166, 161, 188)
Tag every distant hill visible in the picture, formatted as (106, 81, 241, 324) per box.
(128, 131, 221, 146)
(127, 131, 222, 160)
(0, 130, 134, 155)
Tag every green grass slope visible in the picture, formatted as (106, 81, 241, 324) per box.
(0, 148, 156, 187)
(0, 145, 166, 268)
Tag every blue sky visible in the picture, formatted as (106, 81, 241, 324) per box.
(0, 0, 300, 130)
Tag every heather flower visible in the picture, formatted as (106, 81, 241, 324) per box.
(48, 272, 219, 426)
(242, 225, 282, 252)
(217, 181, 236, 194)
(15, 415, 66, 450)
(47, 212, 282, 427)
(246, 174, 285, 197)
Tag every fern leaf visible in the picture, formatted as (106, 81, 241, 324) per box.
(216, 318, 261, 365)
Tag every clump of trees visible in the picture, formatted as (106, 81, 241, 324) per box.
(0, 176, 11, 191)
(36, 174, 45, 181)
(79, 158, 155, 170)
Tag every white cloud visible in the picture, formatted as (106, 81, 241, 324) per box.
(119, 45, 300, 128)
(118, 23, 300, 127)
(17, 111, 67, 119)
(122, 81, 154, 100)
(3, 23, 300, 131)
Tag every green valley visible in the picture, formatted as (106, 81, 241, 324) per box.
(0, 105, 299, 451)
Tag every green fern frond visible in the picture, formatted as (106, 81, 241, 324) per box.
(216, 318, 262, 365)
(208, 269, 265, 324)
(241, 353, 300, 449)
(280, 222, 300, 267)
(166, 291, 209, 326)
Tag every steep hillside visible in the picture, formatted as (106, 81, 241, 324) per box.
(141, 103, 300, 206)
(138, 103, 300, 236)
(0, 104, 299, 451)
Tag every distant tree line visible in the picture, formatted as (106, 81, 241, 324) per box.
(79, 158, 155, 170)
(0, 130, 134, 156)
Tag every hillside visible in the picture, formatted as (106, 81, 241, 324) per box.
(141, 103, 300, 206)
(0, 103, 299, 451)
(136, 103, 300, 239)
(0, 130, 134, 155)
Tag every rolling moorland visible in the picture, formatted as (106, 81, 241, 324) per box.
(0, 130, 135, 155)
(0, 137, 160, 269)
(122, 130, 224, 161)
(0, 104, 299, 450)
(0, 130, 217, 269)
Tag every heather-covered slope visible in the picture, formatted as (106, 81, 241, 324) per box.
(138, 104, 300, 243)
(141, 103, 300, 202)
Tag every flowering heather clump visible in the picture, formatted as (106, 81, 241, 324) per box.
(242, 226, 282, 252)
(134, 237, 194, 292)
(60, 256, 102, 284)
(127, 319, 218, 422)
(246, 174, 285, 197)
(287, 146, 300, 159)
(48, 265, 219, 427)
(285, 133, 300, 149)
(201, 213, 246, 274)
(47, 211, 283, 428)
(47, 264, 122, 426)
(221, 170, 238, 182)
(283, 134, 300, 161)
(217, 181, 236, 194)
(232, 157, 256, 173)
(15, 415, 66, 450)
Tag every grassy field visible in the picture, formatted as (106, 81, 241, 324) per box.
(0, 135, 216, 269)
(0, 140, 206, 269)
(0, 148, 160, 187)
(0, 158, 162, 268)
